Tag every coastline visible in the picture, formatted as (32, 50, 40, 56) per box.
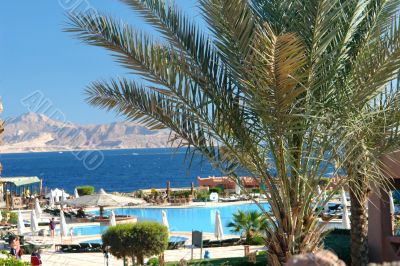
(0, 146, 177, 155)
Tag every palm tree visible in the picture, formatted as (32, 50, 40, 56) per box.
(227, 210, 267, 243)
(65, 0, 400, 264)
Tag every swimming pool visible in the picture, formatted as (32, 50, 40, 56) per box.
(81, 236, 188, 244)
(83, 203, 269, 234)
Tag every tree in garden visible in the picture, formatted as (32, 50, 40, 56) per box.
(129, 221, 168, 265)
(102, 222, 168, 265)
(102, 224, 135, 263)
(227, 210, 267, 244)
(66, 0, 400, 265)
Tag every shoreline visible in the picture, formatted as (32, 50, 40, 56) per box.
(0, 146, 178, 155)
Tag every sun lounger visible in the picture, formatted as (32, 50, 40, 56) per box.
(176, 240, 185, 249)
(78, 243, 92, 252)
(201, 239, 210, 247)
(207, 240, 221, 247)
(89, 243, 103, 252)
(221, 238, 240, 247)
(167, 241, 178, 250)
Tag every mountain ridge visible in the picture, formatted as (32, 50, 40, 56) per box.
(0, 112, 172, 153)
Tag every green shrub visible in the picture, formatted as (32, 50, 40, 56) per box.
(209, 187, 223, 194)
(251, 188, 260, 193)
(76, 186, 94, 196)
(1, 211, 18, 224)
(147, 257, 159, 266)
(102, 222, 168, 265)
(323, 229, 351, 265)
(170, 190, 191, 198)
(246, 235, 265, 245)
(195, 190, 209, 202)
(0, 257, 30, 266)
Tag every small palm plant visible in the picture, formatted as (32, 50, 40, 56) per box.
(227, 210, 267, 244)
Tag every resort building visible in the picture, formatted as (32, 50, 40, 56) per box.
(197, 176, 259, 190)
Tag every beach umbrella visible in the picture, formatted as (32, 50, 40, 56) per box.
(61, 190, 68, 208)
(316, 185, 322, 195)
(30, 210, 39, 235)
(34, 198, 42, 218)
(235, 183, 241, 195)
(341, 188, 351, 230)
(214, 211, 224, 240)
(390, 191, 395, 215)
(65, 188, 144, 217)
(74, 188, 79, 198)
(109, 210, 116, 227)
(49, 191, 55, 208)
(17, 210, 25, 235)
(161, 210, 169, 230)
(60, 210, 69, 239)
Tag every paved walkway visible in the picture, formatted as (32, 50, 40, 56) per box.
(13, 245, 264, 266)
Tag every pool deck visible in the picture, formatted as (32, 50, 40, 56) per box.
(14, 208, 265, 265)
(11, 244, 265, 265)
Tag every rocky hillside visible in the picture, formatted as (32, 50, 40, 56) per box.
(0, 112, 171, 153)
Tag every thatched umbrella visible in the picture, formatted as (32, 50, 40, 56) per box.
(65, 188, 144, 217)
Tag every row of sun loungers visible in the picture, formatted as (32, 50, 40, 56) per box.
(202, 238, 241, 248)
(55, 243, 103, 253)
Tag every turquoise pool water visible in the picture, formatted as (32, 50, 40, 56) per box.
(81, 236, 188, 244)
(79, 203, 269, 235)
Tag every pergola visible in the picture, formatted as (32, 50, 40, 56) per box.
(0, 176, 42, 209)
(369, 151, 400, 262)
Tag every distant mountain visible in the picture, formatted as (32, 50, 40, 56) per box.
(0, 112, 172, 153)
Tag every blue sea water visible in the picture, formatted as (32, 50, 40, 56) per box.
(0, 148, 244, 193)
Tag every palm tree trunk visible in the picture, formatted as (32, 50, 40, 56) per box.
(349, 178, 369, 266)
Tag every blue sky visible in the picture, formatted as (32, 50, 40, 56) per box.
(0, 0, 199, 124)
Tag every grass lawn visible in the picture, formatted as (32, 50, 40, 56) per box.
(166, 253, 267, 266)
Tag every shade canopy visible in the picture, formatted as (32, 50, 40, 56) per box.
(0, 176, 40, 187)
(65, 188, 144, 208)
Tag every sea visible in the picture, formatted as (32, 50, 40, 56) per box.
(0, 148, 239, 193)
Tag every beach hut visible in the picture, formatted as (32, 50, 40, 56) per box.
(65, 188, 144, 217)
(46, 188, 69, 203)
